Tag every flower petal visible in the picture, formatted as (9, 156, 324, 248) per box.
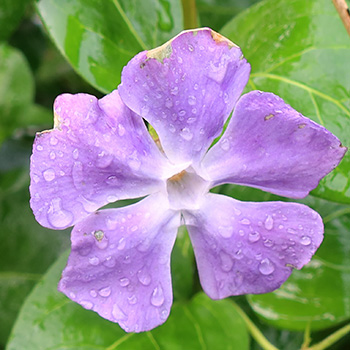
(202, 91, 347, 198)
(58, 194, 180, 332)
(118, 28, 250, 165)
(185, 193, 323, 299)
(30, 91, 170, 229)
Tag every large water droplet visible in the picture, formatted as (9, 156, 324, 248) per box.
(180, 127, 193, 141)
(47, 198, 74, 228)
(220, 251, 233, 272)
(43, 168, 56, 182)
(300, 236, 311, 246)
(151, 285, 165, 307)
(137, 269, 152, 286)
(218, 225, 233, 238)
(112, 304, 127, 321)
(264, 215, 274, 230)
(259, 258, 275, 275)
(128, 295, 138, 305)
(99, 286, 111, 297)
(248, 231, 260, 243)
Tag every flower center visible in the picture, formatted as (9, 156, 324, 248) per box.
(166, 167, 209, 210)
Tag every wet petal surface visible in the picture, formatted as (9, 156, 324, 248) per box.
(58, 194, 180, 332)
(202, 91, 347, 198)
(30, 91, 169, 229)
(119, 28, 250, 165)
(185, 193, 323, 299)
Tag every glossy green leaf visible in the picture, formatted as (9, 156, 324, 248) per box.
(197, 0, 260, 31)
(222, 0, 350, 204)
(0, 163, 70, 346)
(248, 197, 350, 331)
(0, 0, 31, 40)
(0, 44, 34, 144)
(7, 250, 249, 350)
(36, 0, 183, 93)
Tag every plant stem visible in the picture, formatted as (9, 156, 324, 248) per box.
(308, 324, 350, 350)
(231, 301, 279, 350)
(181, 0, 198, 29)
(332, 0, 350, 36)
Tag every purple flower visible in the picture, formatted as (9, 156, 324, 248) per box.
(30, 28, 346, 332)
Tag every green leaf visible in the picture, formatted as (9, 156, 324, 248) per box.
(0, 44, 34, 144)
(222, 0, 350, 204)
(248, 197, 350, 331)
(197, 0, 260, 31)
(0, 0, 31, 41)
(36, 0, 183, 93)
(0, 165, 70, 346)
(7, 250, 249, 350)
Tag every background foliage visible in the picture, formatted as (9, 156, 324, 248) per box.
(0, 0, 349, 349)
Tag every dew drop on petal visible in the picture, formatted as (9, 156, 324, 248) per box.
(234, 249, 244, 260)
(220, 139, 230, 151)
(99, 286, 111, 297)
(240, 218, 250, 225)
(118, 124, 126, 136)
(81, 300, 94, 310)
(103, 256, 116, 268)
(248, 231, 260, 243)
(137, 269, 152, 286)
(264, 215, 274, 230)
(188, 95, 196, 105)
(93, 230, 104, 241)
(112, 304, 127, 321)
(220, 251, 233, 271)
(128, 295, 138, 305)
(90, 290, 97, 298)
(300, 236, 311, 246)
(49, 151, 56, 160)
(151, 285, 165, 307)
(43, 168, 56, 182)
(119, 278, 130, 287)
(259, 258, 275, 275)
(218, 225, 233, 238)
(72, 148, 79, 160)
(88, 256, 100, 266)
(47, 198, 73, 228)
(117, 237, 126, 250)
(180, 127, 193, 141)
(50, 136, 58, 145)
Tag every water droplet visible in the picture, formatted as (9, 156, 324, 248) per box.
(180, 127, 193, 141)
(93, 230, 104, 241)
(263, 239, 274, 248)
(259, 258, 275, 275)
(49, 151, 56, 160)
(221, 139, 230, 151)
(36, 145, 43, 151)
(96, 152, 114, 168)
(188, 44, 194, 51)
(107, 195, 118, 203)
(32, 174, 40, 183)
(90, 290, 97, 298)
(128, 295, 138, 305)
(220, 251, 233, 271)
(119, 278, 130, 287)
(160, 308, 168, 320)
(103, 256, 116, 268)
(117, 237, 126, 250)
(127, 157, 141, 171)
(188, 95, 196, 105)
(112, 304, 127, 321)
(170, 86, 179, 95)
(141, 105, 150, 117)
(72, 148, 79, 160)
(130, 225, 138, 232)
(248, 231, 260, 243)
(151, 285, 165, 306)
(178, 109, 186, 117)
(218, 225, 233, 238)
(50, 136, 58, 145)
(99, 286, 111, 297)
(169, 124, 176, 133)
(89, 256, 100, 266)
(118, 124, 126, 136)
(240, 218, 251, 225)
(43, 168, 55, 182)
(264, 215, 274, 230)
(300, 236, 311, 246)
(234, 249, 244, 260)
(137, 269, 152, 286)
(287, 228, 297, 234)
(47, 198, 74, 228)
(194, 83, 199, 90)
(81, 300, 94, 310)
(177, 56, 183, 64)
(165, 98, 173, 109)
